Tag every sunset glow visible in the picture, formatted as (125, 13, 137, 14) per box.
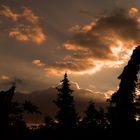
(1, 1, 140, 139)
(1, 0, 140, 125)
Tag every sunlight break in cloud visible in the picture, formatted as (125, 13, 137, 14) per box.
(45, 7, 140, 76)
(0, 5, 46, 44)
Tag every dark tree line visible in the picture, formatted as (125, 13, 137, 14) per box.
(1, 46, 140, 139)
(0, 83, 40, 139)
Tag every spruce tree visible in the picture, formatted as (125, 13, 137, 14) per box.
(83, 101, 99, 125)
(82, 101, 106, 129)
(107, 45, 140, 134)
(54, 73, 78, 129)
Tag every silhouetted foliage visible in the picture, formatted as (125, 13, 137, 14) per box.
(54, 73, 78, 129)
(0, 83, 18, 129)
(2, 46, 140, 139)
(107, 46, 140, 136)
(44, 116, 55, 128)
(0, 83, 40, 139)
(80, 101, 107, 138)
(22, 100, 41, 114)
(134, 95, 140, 129)
(82, 101, 100, 126)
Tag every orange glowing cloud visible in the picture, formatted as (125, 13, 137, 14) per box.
(9, 26, 46, 44)
(31, 27, 46, 44)
(9, 29, 29, 42)
(0, 5, 19, 21)
(45, 8, 140, 76)
(22, 7, 39, 24)
(32, 59, 45, 67)
(0, 5, 46, 44)
(44, 57, 104, 76)
(64, 42, 89, 52)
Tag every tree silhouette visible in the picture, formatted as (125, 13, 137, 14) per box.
(82, 101, 99, 126)
(81, 101, 106, 137)
(0, 83, 40, 139)
(0, 83, 17, 130)
(44, 116, 56, 129)
(107, 45, 140, 135)
(22, 100, 41, 114)
(54, 73, 78, 129)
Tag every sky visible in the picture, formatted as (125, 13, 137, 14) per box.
(1, 0, 140, 101)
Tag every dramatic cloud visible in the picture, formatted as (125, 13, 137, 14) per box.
(0, 5, 46, 44)
(45, 57, 98, 75)
(9, 26, 46, 44)
(45, 7, 140, 75)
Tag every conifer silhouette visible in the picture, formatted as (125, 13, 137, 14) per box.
(0, 83, 40, 139)
(54, 73, 78, 129)
(108, 45, 140, 135)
